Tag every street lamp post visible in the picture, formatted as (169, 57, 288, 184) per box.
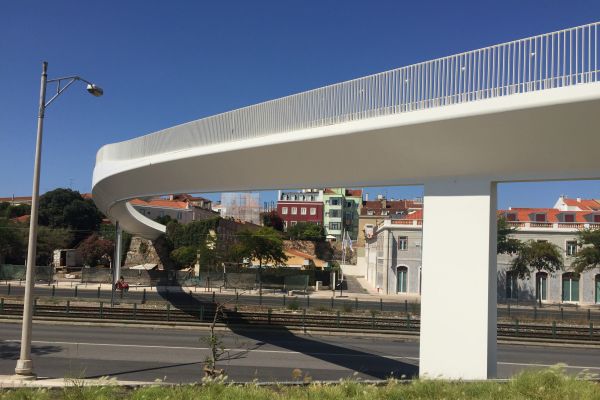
(14, 61, 103, 378)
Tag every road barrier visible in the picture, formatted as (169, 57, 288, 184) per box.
(0, 299, 596, 342)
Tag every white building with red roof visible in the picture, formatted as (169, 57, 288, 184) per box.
(363, 199, 600, 305)
(131, 194, 217, 224)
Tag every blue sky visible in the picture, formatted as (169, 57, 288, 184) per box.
(1, 1, 599, 209)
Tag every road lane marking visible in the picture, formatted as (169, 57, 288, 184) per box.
(3, 339, 600, 370)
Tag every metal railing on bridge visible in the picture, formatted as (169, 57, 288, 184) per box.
(97, 22, 600, 162)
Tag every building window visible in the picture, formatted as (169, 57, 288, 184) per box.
(282, 207, 288, 215)
(346, 201, 353, 208)
(562, 273, 580, 302)
(564, 214, 575, 223)
(594, 214, 600, 223)
(291, 207, 297, 215)
(159, 211, 165, 217)
(310, 207, 316, 215)
(329, 222, 341, 231)
(595, 275, 600, 304)
(301, 207, 307, 215)
(367, 210, 374, 216)
(397, 236, 408, 251)
(291, 221, 297, 226)
(330, 198, 340, 206)
(536, 272, 548, 301)
(283, 221, 288, 229)
(535, 213, 546, 222)
(176, 212, 182, 220)
(506, 271, 518, 300)
(397, 266, 408, 293)
(381, 211, 389, 216)
(566, 241, 578, 256)
(330, 209, 340, 218)
(506, 213, 517, 221)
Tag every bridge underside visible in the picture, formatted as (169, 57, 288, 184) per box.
(93, 83, 600, 379)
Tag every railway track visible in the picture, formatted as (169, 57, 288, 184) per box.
(0, 301, 597, 342)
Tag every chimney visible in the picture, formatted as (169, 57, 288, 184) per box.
(577, 197, 582, 202)
(365, 193, 369, 201)
(382, 198, 387, 209)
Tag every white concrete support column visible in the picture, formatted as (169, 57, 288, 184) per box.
(419, 179, 497, 379)
(114, 222, 122, 283)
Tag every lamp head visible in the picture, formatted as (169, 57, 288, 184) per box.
(86, 83, 103, 97)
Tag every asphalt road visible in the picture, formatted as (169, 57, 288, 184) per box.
(1, 322, 599, 383)
(2, 283, 598, 322)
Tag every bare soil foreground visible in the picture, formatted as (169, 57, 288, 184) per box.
(1, 367, 599, 400)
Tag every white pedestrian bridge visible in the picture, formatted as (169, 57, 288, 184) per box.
(93, 23, 600, 379)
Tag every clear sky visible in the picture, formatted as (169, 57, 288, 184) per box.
(1, 1, 599, 210)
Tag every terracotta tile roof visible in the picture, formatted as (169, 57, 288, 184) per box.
(171, 193, 211, 203)
(130, 198, 190, 210)
(0, 196, 32, 203)
(405, 209, 423, 220)
(360, 199, 422, 215)
(501, 208, 598, 223)
(345, 189, 363, 197)
(563, 198, 600, 210)
(285, 249, 326, 268)
(10, 215, 30, 223)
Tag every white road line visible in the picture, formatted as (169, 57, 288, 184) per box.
(3, 339, 599, 370)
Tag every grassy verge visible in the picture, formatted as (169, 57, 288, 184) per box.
(1, 367, 599, 400)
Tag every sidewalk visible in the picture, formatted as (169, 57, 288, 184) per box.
(0, 375, 155, 389)
(2, 279, 423, 302)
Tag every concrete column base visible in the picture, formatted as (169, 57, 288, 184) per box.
(14, 359, 36, 379)
(419, 179, 497, 379)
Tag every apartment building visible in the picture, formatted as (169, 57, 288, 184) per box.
(364, 200, 600, 304)
(323, 188, 362, 241)
(276, 189, 324, 230)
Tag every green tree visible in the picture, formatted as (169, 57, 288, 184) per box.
(571, 228, 600, 273)
(99, 223, 132, 265)
(238, 227, 288, 294)
(0, 203, 31, 219)
(287, 222, 325, 241)
(78, 233, 114, 267)
(34, 226, 74, 265)
(38, 188, 102, 244)
(497, 216, 522, 255)
(0, 219, 24, 263)
(170, 246, 197, 268)
(261, 211, 284, 231)
(511, 240, 563, 306)
(155, 214, 175, 225)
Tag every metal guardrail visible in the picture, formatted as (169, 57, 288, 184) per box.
(97, 22, 600, 162)
(0, 300, 598, 342)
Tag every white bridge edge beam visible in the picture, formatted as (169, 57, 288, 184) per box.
(419, 179, 497, 379)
